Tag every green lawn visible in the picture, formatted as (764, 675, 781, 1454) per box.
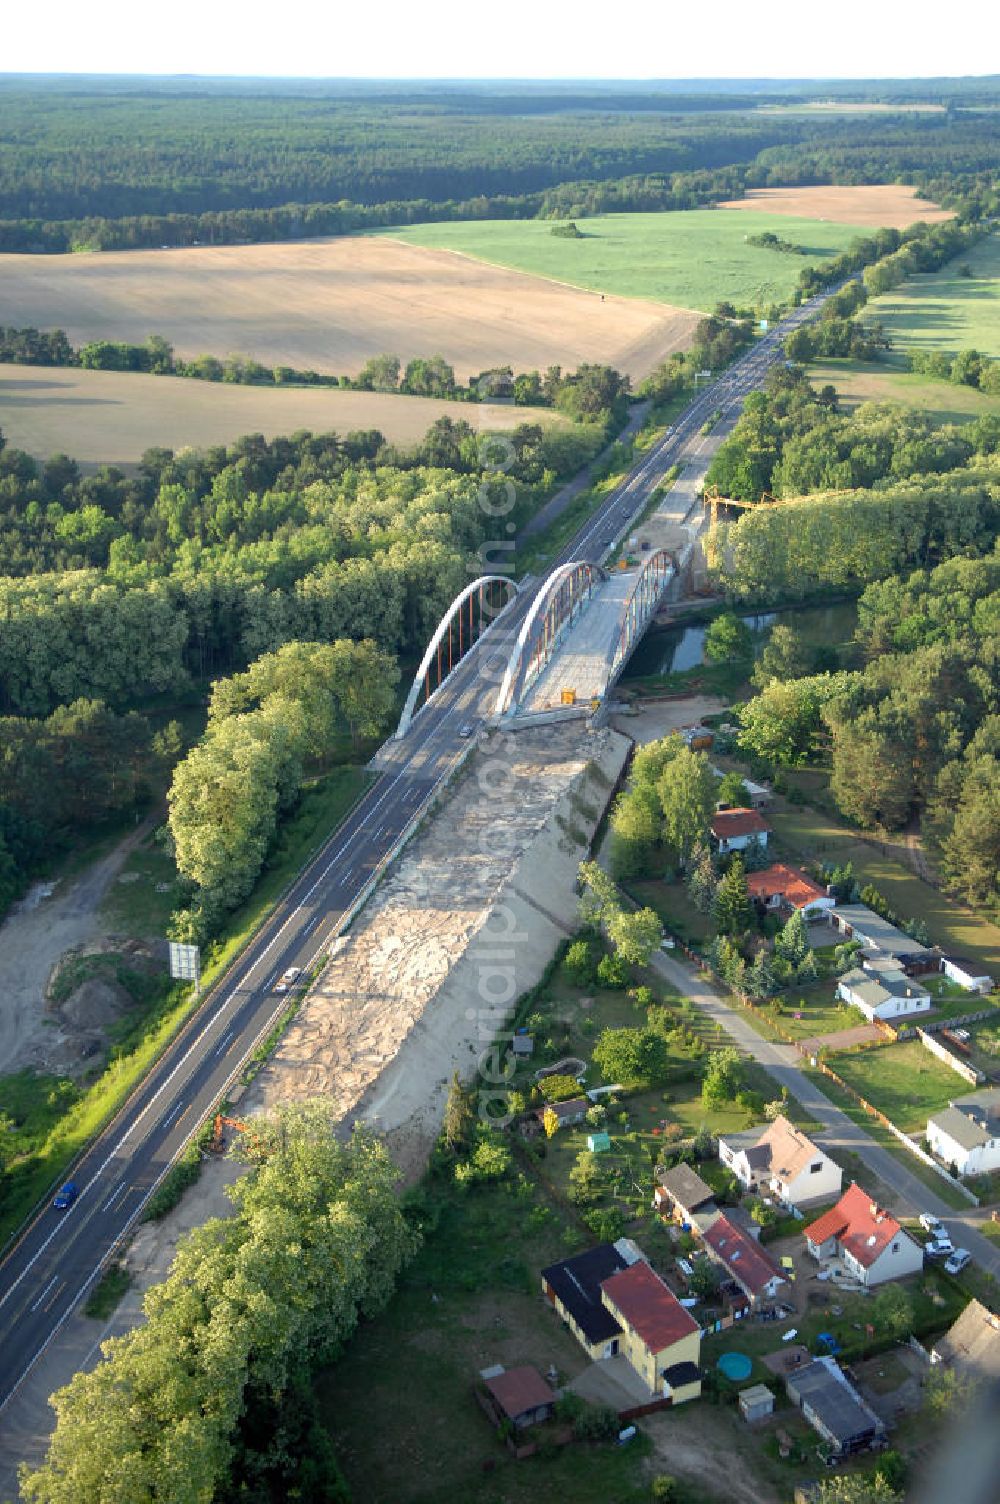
(804, 1070, 974, 1213)
(377, 210, 870, 312)
(826, 1042, 963, 1135)
(766, 797, 1000, 974)
(808, 357, 1000, 422)
(862, 231, 1000, 358)
(316, 1172, 656, 1504)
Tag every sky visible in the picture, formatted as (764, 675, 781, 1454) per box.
(3, 0, 992, 79)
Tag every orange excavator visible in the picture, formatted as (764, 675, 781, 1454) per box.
(209, 1114, 248, 1155)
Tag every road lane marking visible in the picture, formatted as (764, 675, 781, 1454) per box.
(0, 286, 844, 1407)
(102, 1181, 128, 1212)
(30, 1276, 60, 1314)
(213, 1029, 236, 1058)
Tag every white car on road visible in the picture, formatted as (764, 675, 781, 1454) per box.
(274, 966, 302, 994)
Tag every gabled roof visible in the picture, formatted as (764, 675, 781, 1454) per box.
(832, 905, 928, 957)
(929, 1104, 993, 1152)
(601, 1259, 700, 1353)
(657, 1163, 716, 1212)
(711, 807, 770, 840)
(755, 1115, 828, 1184)
(803, 1182, 905, 1267)
(941, 954, 993, 981)
(931, 1298, 1000, 1382)
(746, 864, 828, 909)
(483, 1366, 554, 1420)
(541, 1243, 627, 1344)
(703, 1213, 785, 1295)
(535, 1096, 589, 1123)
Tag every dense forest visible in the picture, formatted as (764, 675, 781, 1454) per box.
(0, 78, 998, 251)
(0, 401, 616, 914)
(736, 550, 1000, 912)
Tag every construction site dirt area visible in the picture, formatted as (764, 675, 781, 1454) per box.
(717, 185, 952, 227)
(244, 722, 631, 1179)
(0, 236, 699, 383)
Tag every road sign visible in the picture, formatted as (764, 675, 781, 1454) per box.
(168, 941, 201, 994)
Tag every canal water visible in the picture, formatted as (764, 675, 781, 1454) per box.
(621, 601, 859, 680)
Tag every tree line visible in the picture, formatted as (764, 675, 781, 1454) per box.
(0, 700, 174, 916)
(1, 78, 997, 254)
(706, 365, 1000, 504)
(0, 325, 633, 419)
(736, 548, 1000, 911)
(167, 640, 398, 940)
(20, 1103, 416, 1504)
(0, 416, 609, 708)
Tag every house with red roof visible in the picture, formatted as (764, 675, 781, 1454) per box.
(541, 1240, 702, 1403)
(478, 1365, 555, 1431)
(803, 1182, 923, 1287)
(746, 863, 835, 920)
(702, 1213, 787, 1307)
(711, 807, 770, 855)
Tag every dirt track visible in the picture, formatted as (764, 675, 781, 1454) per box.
(0, 236, 699, 382)
(718, 185, 952, 227)
(0, 821, 153, 1076)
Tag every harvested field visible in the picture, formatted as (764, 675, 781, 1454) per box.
(0, 362, 561, 468)
(718, 185, 952, 227)
(0, 236, 699, 384)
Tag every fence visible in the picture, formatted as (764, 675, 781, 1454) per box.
(916, 1027, 984, 1087)
(811, 1057, 979, 1206)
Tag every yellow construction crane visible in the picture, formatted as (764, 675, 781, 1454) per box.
(703, 486, 777, 529)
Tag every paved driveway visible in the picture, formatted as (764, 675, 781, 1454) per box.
(651, 950, 1000, 1282)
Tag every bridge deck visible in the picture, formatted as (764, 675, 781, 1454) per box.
(518, 570, 636, 714)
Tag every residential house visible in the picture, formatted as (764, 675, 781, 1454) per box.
(534, 1096, 589, 1131)
(702, 1213, 786, 1307)
(710, 807, 770, 855)
(541, 1240, 702, 1402)
(600, 1260, 702, 1401)
(747, 864, 835, 919)
(803, 1182, 923, 1286)
(836, 964, 932, 1022)
(785, 1357, 885, 1456)
(930, 1298, 1000, 1384)
(478, 1366, 555, 1431)
(827, 904, 932, 965)
(926, 1089, 1000, 1178)
(653, 1163, 718, 1230)
(939, 955, 993, 995)
(718, 1115, 843, 1209)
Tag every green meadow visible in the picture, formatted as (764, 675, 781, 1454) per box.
(376, 210, 870, 312)
(864, 231, 1000, 357)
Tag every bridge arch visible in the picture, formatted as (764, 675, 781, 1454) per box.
(606, 549, 676, 688)
(495, 559, 605, 718)
(395, 575, 518, 738)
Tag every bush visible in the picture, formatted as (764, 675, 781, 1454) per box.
(543, 1073, 584, 1103)
(651, 1478, 679, 1504)
(573, 1402, 620, 1442)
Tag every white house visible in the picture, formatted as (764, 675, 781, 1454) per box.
(939, 954, 993, 995)
(710, 807, 770, 854)
(926, 1089, 1000, 1178)
(836, 966, 931, 1023)
(718, 1115, 843, 1209)
(803, 1182, 924, 1287)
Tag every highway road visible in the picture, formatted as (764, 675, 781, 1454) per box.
(0, 289, 833, 1420)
